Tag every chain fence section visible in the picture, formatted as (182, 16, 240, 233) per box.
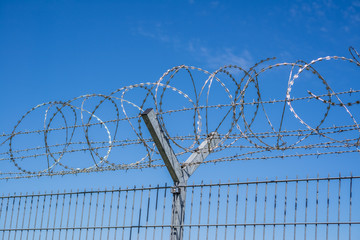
(0, 175, 358, 240)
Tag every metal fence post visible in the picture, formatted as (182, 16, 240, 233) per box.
(141, 108, 219, 240)
(171, 183, 187, 240)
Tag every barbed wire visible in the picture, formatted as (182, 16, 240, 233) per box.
(0, 47, 359, 180)
(1, 124, 358, 161)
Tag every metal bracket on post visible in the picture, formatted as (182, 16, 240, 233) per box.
(141, 108, 220, 240)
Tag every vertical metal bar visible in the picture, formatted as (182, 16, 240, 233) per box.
(152, 185, 159, 240)
(129, 186, 137, 239)
(31, 192, 41, 240)
(20, 193, 28, 240)
(78, 190, 86, 240)
(253, 178, 259, 240)
(51, 190, 60, 240)
(204, 181, 209, 240)
(65, 190, 73, 240)
(45, 191, 54, 240)
(99, 188, 107, 240)
(0, 194, 4, 227)
(0, 194, 4, 239)
(283, 177, 288, 240)
(263, 178, 268, 240)
(315, 174, 319, 240)
(85, 189, 93, 240)
(26, 193, 35, 240)
(234, 180, 239, 240)
(225, 181, 230, 240)
(160, 183, 167, 240)
(244, 179, 249, 240)
(170, 183, 187, 240)
(14, 193, 22, 240)
(294, 177, 298, 240)
(71, 190, 80, 240)
(188, 185, 195, 240)
(92, 190, 100, 239)
(349, 173, 352, 240)
(58, 191, 66, 240)
(326, 175, 330, 240)
(144, 186, 151, 240)
(8, 193, 17, 240)
(215, 180, 221, 240)
(121, 187, 129, 240)
(304, 175, 308, 240)
(337, 173, 341, 240)
(107, 187, 115, 240)
(2, 193, 10, 240)
(38, 191, 48, 240)
(136, 187, 144, 240)
(272, 178, 278, 240)
(114, 187, 121, 240)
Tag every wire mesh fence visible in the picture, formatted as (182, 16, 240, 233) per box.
(0, 174, 359, 240)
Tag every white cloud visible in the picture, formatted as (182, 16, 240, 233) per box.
(289, 7, 297, 17)
(135, 23, 253, 70)
(343, 4, 360, 24)
(205, 48, 253, 69)
(136, 24, 171, 43)
(210, 1, 219, 8)
(352, 1, 360, 7)
(320, 27, 328, 32)
(187, 41, 253, 70)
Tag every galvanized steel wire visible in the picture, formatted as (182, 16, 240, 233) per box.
(0, 48, 360, 179)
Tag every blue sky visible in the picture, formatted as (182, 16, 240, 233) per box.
(1, 0, 360, 193)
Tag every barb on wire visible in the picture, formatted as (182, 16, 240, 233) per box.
(0, 47, 359, 180)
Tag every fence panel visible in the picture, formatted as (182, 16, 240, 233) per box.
(0, 175, 359, 240)
(0, 185, 173, 240)
(183, 175, 360, 240)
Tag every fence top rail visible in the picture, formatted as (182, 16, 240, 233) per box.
(0, 174, 357, 199)
(1, 221, 360, 232)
